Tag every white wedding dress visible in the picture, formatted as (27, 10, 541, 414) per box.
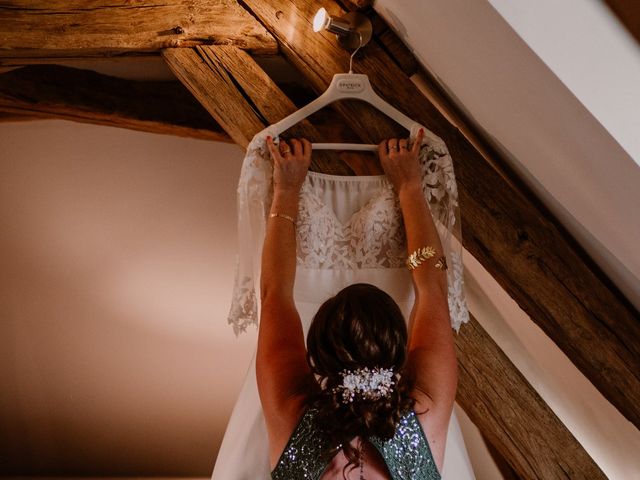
(213, 124, 475, 479)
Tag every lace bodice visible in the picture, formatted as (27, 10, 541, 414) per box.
(297, 172, 405, 269)
(271, 407, 441, 480)
(228, 124, 469, 334)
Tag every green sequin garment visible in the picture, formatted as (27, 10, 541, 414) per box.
(271, 408, 441, 480)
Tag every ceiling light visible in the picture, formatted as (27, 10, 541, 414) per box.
(312, 8, 372, 50)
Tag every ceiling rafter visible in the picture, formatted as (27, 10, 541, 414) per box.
(164, 45, 353, 174)
(0, 64, 230, 141)
(0, 0, 277, 65)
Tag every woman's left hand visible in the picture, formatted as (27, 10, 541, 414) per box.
(267, 136, 312, 194)
(378, 128, 424, 194)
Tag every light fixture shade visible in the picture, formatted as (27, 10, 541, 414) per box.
(313, 8, 329, 32)
(312, 8, 372, 50)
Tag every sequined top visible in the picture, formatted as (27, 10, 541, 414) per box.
(271, 408, 441, 480)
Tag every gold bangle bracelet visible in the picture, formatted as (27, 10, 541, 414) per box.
(406, 246, 448, 271)
(269, 212, 296, 225)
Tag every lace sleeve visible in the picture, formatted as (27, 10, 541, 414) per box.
(227, 130, 274, 334)
(413, 124, 470, 332)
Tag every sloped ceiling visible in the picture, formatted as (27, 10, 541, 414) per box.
(375, 0, 640, 308)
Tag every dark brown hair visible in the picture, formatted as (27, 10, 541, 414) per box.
(305, 283, 415, 475)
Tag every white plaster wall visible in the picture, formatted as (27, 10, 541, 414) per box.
(0, 121, 256, 475)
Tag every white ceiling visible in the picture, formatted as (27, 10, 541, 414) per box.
(489, 0, 640, 164)
(376, 0, 640, 309)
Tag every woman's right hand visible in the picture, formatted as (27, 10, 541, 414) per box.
(378, 128, 424, 194)
(267, 136, 312, 194)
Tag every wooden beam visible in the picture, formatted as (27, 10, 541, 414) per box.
(167, 44, 606, 478)
(455, 316, 606, 478)
(162, 47, 266, 147)
(0, 111, 43, 122)
(0, 1, 277, 64)
(338, 0, 372, 10)
(239, 0, 640, 430)
(163, 46, 354, 174)
(0, 65, 231, 142)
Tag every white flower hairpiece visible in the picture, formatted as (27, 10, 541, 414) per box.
(333, 366, 395, 404)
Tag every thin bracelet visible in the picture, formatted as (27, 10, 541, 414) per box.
(269, 212, 296, 226)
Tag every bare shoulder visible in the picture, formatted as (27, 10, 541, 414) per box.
(265, 394, 309, 470)
(411, 387, 452, 474)
(256, 298, 311, 467)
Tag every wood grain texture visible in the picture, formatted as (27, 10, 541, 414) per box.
(163, 47, 266, 148)
(369, 12, 420, 76)
(239, 0, 640, 432)
(200, 45, 359, 174)
(0, 65, 230, 141)
(164, 46, 355, 174)
(455, 317, 606, 479)
(0, 0, 277, 63)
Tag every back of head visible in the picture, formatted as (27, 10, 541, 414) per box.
(306, 283, 415, 467)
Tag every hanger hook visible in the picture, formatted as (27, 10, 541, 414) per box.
(349, 31, 363, 74)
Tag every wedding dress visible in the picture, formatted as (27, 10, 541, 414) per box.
(212, 124, 474, 479)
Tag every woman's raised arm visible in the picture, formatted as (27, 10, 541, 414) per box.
(256, 137, 312, 464)
(378, 130, 458, 427)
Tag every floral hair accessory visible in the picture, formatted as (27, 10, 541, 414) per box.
(333, 366, 395, 404)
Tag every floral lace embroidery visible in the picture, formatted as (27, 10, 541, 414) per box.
(296, 180, 406, 269)
(228, 126, 469, 334)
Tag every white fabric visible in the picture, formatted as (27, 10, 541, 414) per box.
(228, 123, 468, 334)
(214, 124, 473, 479)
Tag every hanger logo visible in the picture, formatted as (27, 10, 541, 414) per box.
(337, 78, 365, 94)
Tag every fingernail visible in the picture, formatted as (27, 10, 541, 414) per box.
(267, 135, 271, 141)
(419, 128, 424, 134)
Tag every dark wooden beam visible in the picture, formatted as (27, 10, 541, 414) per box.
(0, 65, 231, 142)
(165, 44, 606, 479)
(0, 111, 45, 122)
(455, 316, 605, 479)
(239, 0, 640, 431)
(0, 1, 277, 65)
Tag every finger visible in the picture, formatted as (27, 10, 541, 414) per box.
(289, 138, 301, 157)
(300, 138, 312, 160)
(378, 139, 389, 160)
(411, 128, 424, 155)
(388, 138, 399, 154)
(279, 139, 291, 156)
(266, 136, 281, 161)
(399, 139, 408, 151)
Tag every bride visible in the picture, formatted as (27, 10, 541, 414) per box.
(213, 125, 475, 479)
